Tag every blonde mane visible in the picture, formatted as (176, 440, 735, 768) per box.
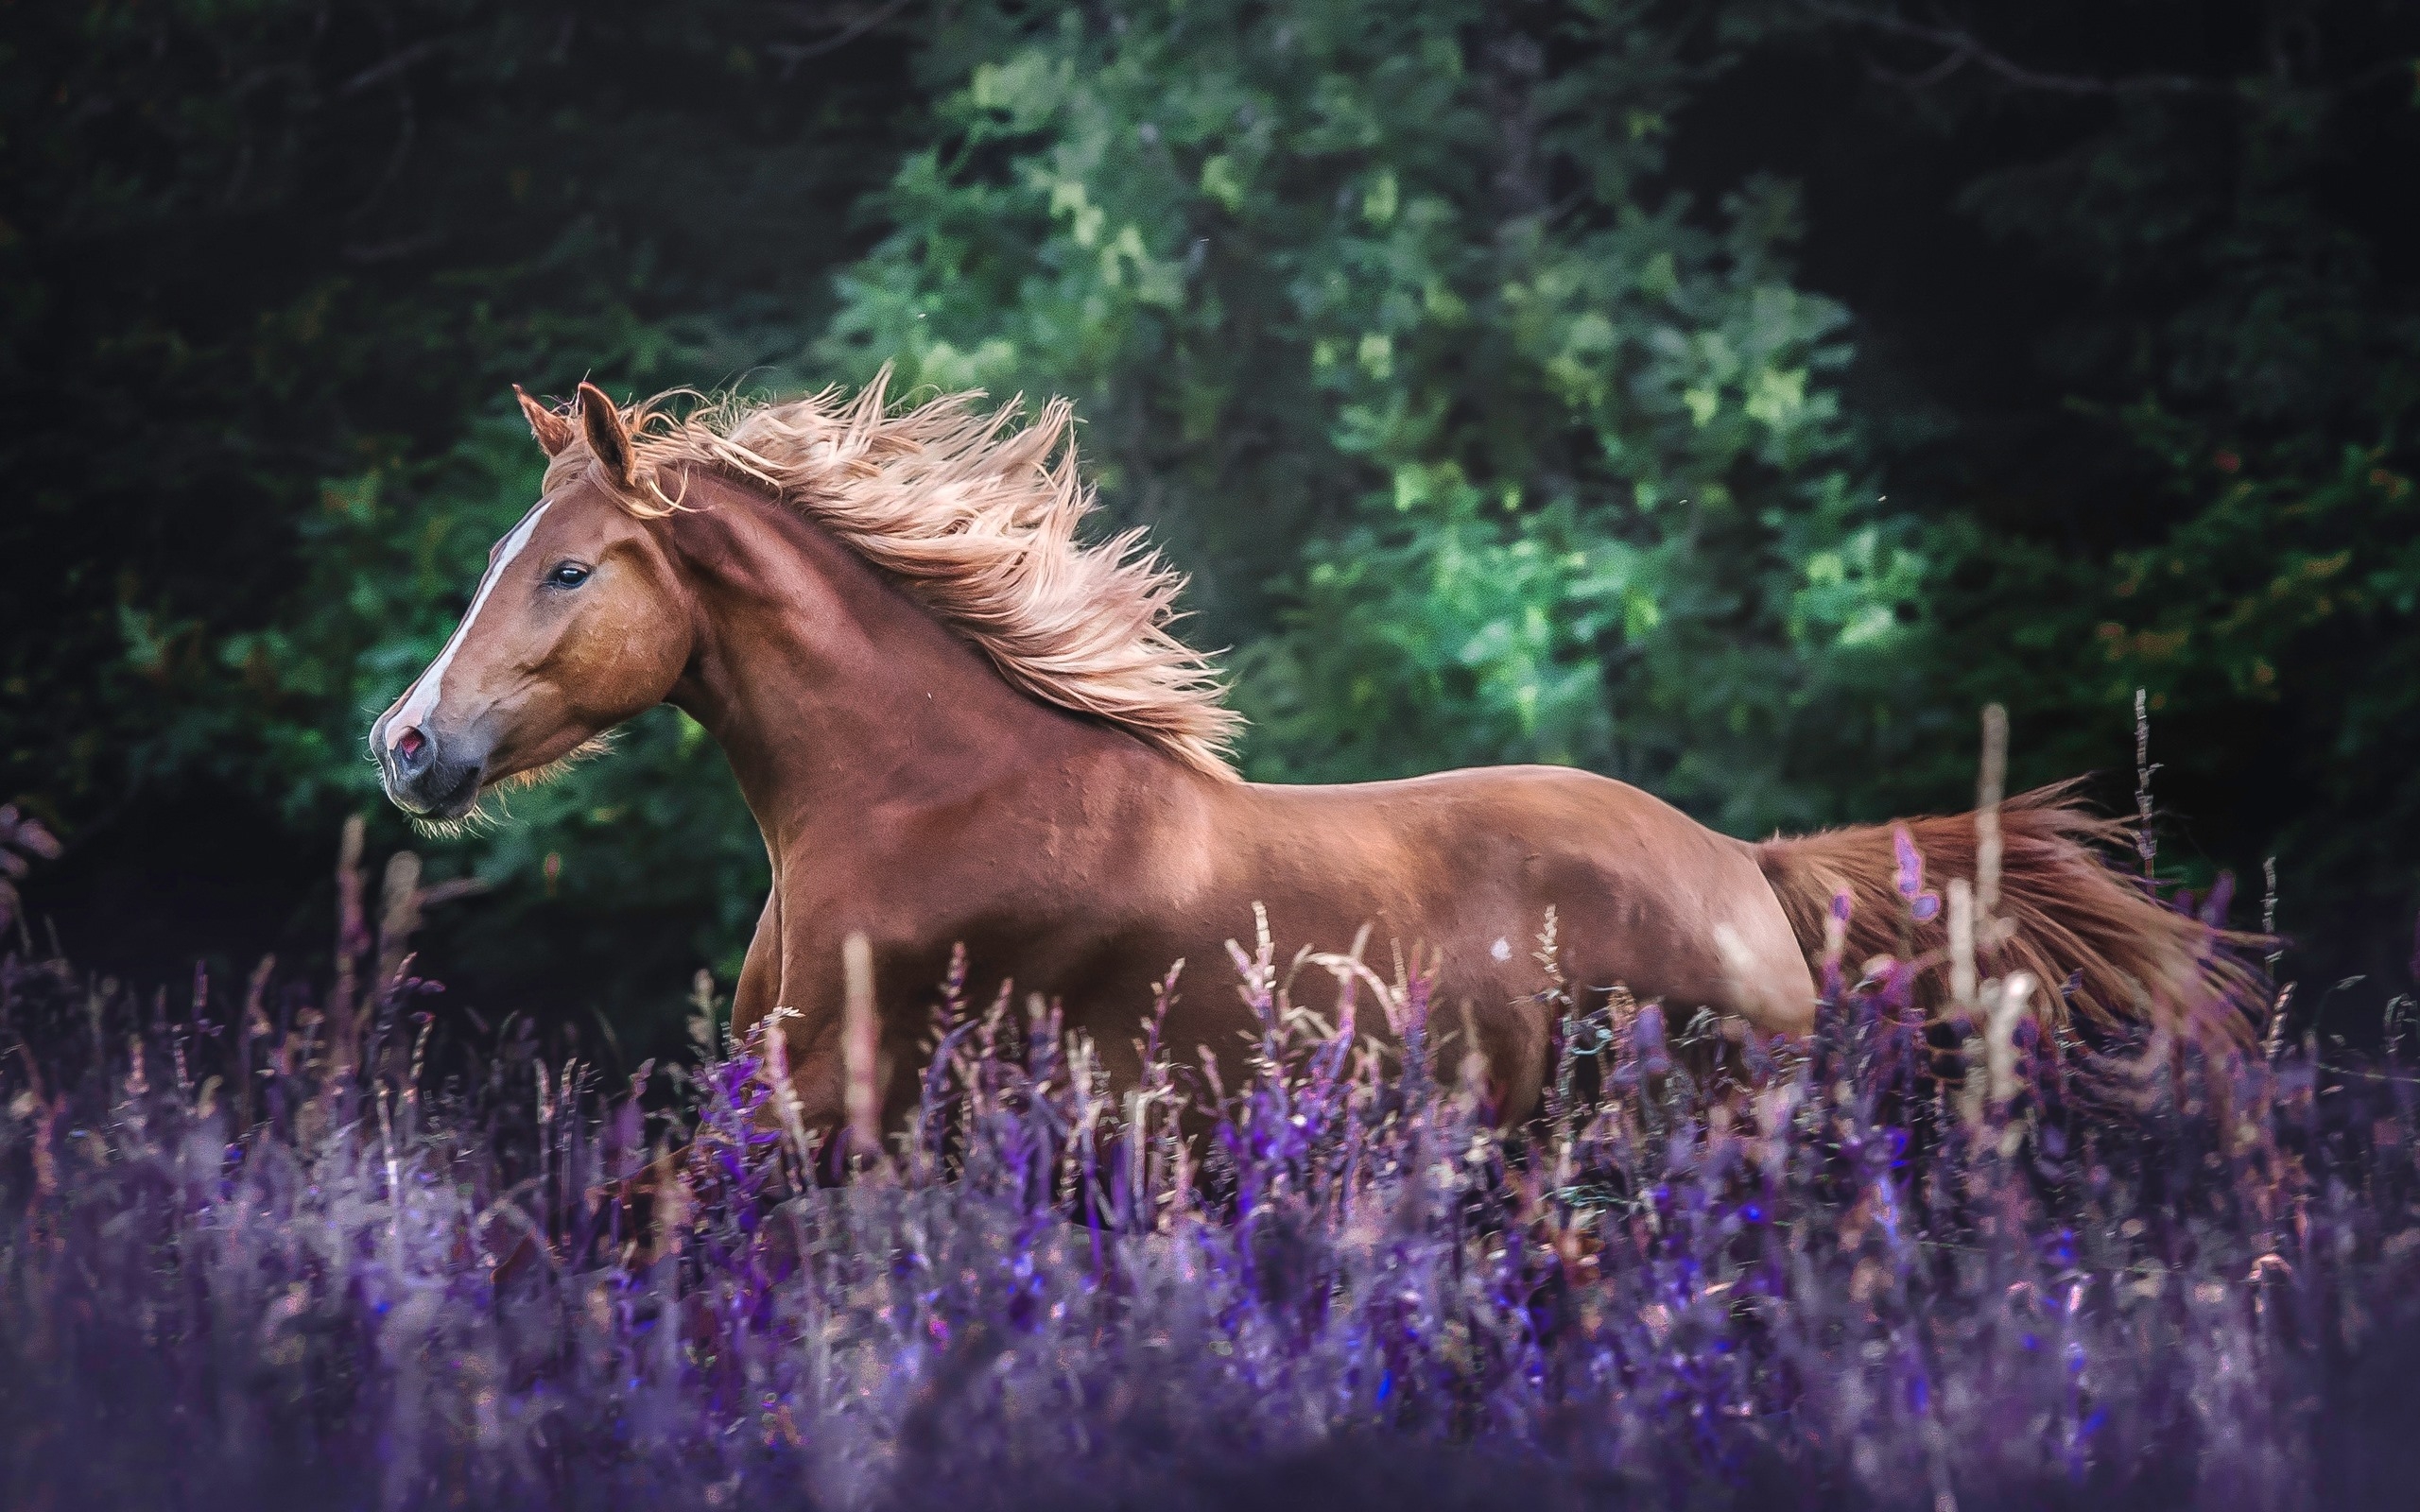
(540, 372, 1242, 780)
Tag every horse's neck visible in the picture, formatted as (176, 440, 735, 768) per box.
(663, 477, 1150, 855)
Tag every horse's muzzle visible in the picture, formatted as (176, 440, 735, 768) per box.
(376, 720, 486, 820)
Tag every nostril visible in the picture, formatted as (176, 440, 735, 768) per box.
(394, 727, 429, 769)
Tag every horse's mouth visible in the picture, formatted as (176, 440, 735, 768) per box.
(389, 763, 485, 821)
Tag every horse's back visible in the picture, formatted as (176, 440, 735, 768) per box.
(1253, 763, 1717, 847)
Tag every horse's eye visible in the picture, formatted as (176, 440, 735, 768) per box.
(546, 562, 591, 589)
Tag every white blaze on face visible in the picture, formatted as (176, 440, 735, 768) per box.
(386, 501, 554, 748)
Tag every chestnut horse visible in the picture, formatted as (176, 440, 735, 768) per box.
(372, 377, 2259, 1133)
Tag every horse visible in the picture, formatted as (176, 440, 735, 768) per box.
(370, 375, 2262, 1136)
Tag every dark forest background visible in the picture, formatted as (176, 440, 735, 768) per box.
(3, 0, 2414, 1059)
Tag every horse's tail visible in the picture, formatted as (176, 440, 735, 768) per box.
(1753, 781, 2270, 1049)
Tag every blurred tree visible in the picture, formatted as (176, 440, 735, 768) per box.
(4, 0, 2411, 1035)
(0, 0, 912, 1024)
(823, 0, 1933, 834)
(1693, 0, 2420, 976)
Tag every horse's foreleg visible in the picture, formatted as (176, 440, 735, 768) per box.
(730, 889, 780, 1055)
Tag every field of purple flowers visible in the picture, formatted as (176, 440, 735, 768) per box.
(5, 836, 2419, 1511)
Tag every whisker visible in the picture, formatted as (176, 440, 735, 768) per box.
(493, 734, 618, 796)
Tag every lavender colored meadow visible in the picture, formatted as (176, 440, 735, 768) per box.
(4, 891, 2418, 1512)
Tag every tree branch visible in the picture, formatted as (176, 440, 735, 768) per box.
(1802, 2, 2211, 96)
(337, 38, 447, 98)
(767, 0, 916, 76)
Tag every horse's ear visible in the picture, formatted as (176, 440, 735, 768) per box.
(576, 381, 638, 489)
(513, 386, 575, 455)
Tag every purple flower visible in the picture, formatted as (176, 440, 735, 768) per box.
(1893, 824, 1924, 899)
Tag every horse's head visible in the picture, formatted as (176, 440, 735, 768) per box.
(371, 384, 693, 822)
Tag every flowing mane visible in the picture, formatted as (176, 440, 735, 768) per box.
(540, 372, 1242, 780)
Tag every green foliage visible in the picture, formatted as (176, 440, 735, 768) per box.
(1915, 407, 2420, 928)
(825, 0, 1932, 833)
(1837, 8, 2420, 939)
